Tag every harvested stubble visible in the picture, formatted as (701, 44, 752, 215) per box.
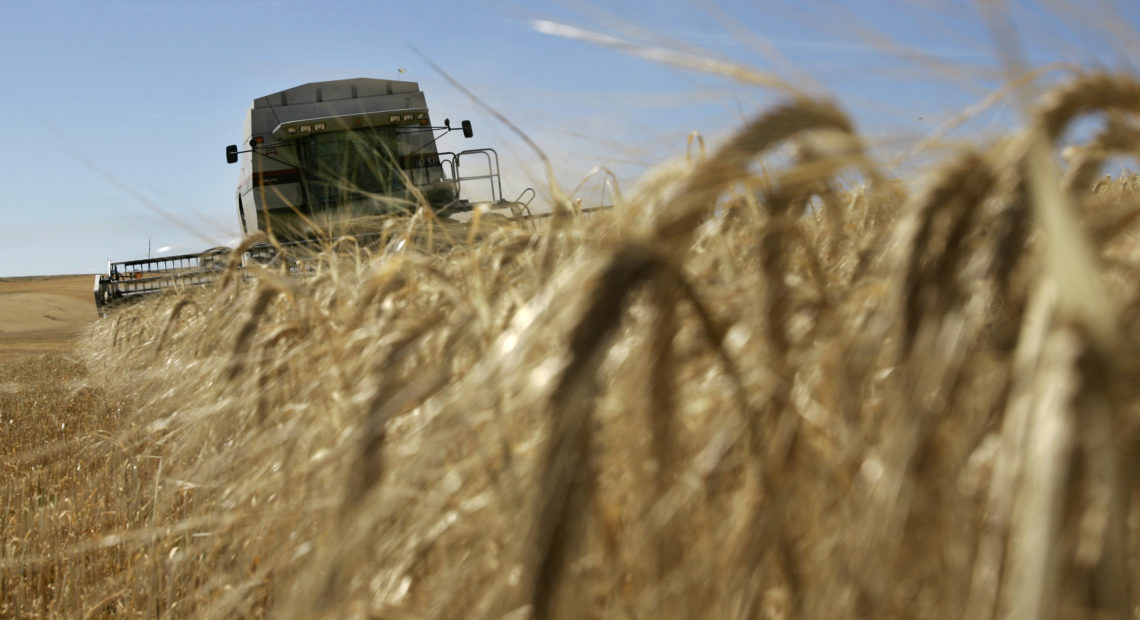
(8, 72, 1140, 618)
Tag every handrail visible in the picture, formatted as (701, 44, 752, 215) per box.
(437, 148, 505, 202)
(515, 187, 536, 207)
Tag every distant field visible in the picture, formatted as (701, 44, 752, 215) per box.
(0, 275, 96, 356)
(0, 276, 138, 618)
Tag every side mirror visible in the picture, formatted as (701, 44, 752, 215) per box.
(225, 144, 238, 164)
(461, 120, 473, 138)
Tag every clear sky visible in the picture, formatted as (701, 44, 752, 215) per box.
(0, 0, 1136, 276)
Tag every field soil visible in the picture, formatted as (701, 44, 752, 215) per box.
(0, 275, 97, 357)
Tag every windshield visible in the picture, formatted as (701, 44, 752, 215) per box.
(296, 127, 401, 211)
(294, 126, 456, 214)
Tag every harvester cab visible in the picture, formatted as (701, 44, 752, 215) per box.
(94, 77, 535, 315)
(225, 78, 522, 240)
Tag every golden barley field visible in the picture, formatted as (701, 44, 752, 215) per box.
(5, 71, 1140, 618)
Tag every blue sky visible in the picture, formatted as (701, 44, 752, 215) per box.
(0, 0, 1136, 276)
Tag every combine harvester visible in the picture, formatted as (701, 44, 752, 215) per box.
(94, 77, 536, 314)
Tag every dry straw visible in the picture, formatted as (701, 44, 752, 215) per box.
(4, 71, 1140, 619)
